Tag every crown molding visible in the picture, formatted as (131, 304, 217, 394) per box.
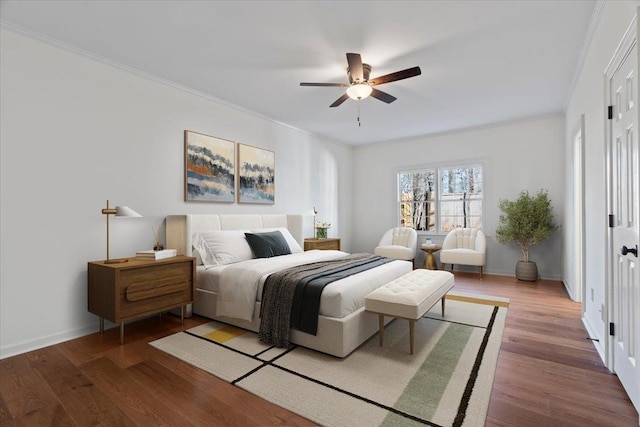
(0, 20, 349, 149)
(563, 0, 606, 111)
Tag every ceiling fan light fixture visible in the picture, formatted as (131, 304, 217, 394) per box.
(346, 83, 372, 100)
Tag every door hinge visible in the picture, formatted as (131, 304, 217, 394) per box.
(609, 322, 615, 336)
(608, 214, 614, 227)
(607, 105, 613, 120)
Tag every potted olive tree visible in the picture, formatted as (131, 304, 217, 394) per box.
(495, 189, 559, 281)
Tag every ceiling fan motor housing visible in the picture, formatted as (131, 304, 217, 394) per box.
(348, 64, 371, 84)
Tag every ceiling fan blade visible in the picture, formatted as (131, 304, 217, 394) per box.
(369, 66, 422, 86)
(370, 88, 397, 104)
(330, 93, 349, 107)
(346, 53, 364, 83)
(300, 82, 349, 87)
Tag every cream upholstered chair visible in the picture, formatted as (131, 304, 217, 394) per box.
(440, 228, 486, 278)
(374, 227, 418, 263)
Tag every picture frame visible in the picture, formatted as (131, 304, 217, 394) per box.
(237, 143, 275, 204)
(184, 130, 235, 203)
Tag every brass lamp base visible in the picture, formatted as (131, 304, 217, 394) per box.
(104, 258, 129, 264)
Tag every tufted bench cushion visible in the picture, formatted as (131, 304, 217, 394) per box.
(364, 269, 455, 353)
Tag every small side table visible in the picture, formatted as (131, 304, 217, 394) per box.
(420, 245, 442, 270)
(304, 238, 341, 251)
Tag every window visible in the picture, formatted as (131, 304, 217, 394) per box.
(398, 164, 483, 233)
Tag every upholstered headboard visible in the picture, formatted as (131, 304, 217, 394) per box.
(165, 214, 305, 256)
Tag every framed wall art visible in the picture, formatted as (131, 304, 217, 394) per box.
(184, 130, 235, 203)
(237, 143, 275, 204)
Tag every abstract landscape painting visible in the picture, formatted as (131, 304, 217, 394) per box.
(184, 130, 235, 202)
(238, 143, 275, 204)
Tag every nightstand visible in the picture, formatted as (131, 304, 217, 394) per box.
(304, 238, 341, 251)
(87, 255, 195, 344)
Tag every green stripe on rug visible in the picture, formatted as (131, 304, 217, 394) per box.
(381, 323, 473, 426)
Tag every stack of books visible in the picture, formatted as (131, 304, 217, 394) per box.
(135, 249, 177, 260)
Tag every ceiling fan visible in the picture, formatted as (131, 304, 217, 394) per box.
(300, 53, 421, 107)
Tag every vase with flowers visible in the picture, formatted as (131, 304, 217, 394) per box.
(315, 221, 331, 239)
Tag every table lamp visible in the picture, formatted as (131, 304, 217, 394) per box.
(307, 206, 318, 237)
(101, 199, 142, 264)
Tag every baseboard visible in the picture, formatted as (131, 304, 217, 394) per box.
(481, 268, 564, 282)
(0, 324, 96, 360)
(582, 316, 608, 369)
(562, 280, 576, 300)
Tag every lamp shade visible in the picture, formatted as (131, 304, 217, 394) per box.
(115, 206, 142, 217)
(346, 83, 372, 100)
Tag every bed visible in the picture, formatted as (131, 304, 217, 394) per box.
(166, 214, 412, 357)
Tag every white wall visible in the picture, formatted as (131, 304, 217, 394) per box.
(0, 28, 353, 358)
(352, 115, 566, 278)
(564, 1, 638, 356)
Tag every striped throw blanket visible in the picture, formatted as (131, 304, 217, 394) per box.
(259, 253, 393, 348)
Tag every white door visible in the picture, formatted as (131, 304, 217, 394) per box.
(607, 15, 640, 412)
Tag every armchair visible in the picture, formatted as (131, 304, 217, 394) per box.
(374, 227, 417, 263)
(440, 228, 486, 279)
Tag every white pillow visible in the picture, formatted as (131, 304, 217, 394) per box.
(192, 230, 253, 267)
(250, 227, 303, 253)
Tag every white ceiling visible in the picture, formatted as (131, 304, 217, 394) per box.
(0, 0, 596, 146)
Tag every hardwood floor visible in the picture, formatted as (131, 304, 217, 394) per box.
(1, 274, 637, 426)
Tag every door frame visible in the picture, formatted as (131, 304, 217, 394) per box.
(572, 115, 586, 304)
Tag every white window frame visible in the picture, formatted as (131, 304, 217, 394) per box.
(396, 161, 484, 235)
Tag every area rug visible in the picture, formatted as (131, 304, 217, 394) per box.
(151, 292, 509, 427)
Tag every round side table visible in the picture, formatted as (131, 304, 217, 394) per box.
(420, 245, 442, 270)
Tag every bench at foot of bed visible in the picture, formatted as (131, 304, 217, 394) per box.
(364, 269, 455, 354)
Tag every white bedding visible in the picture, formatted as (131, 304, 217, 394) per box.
(166, 214, 416, 357)
(196, 250, 412, 321)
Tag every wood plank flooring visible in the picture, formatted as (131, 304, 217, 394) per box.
(1, 274, 637, 426)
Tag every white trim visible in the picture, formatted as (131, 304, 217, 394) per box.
(394, 161, 486, 235)
(0, 324, 96, 360)
(0, 20, 349, 150)
(562, 280, 575, 300)
(572, 115, 586, 303)
(564, 1, 606, 110)
(582, 316, 608, 367)
(355, 112, 564, 150)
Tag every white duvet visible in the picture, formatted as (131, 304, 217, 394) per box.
(215, 250, 348, 320)
(211, 250, 414, 322)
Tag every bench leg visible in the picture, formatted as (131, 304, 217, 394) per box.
(409, 319, 415, 354)
(378, 314, 384, 347)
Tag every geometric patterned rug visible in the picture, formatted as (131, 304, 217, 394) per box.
(151, 292, 509, 427)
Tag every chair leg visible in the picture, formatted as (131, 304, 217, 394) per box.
(449, 264, 454, 273)
(479, 266, 483, 280)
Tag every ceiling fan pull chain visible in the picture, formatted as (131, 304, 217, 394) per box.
(357, 103, 361, 127)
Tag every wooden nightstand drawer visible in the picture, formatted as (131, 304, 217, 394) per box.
(119, 262, 192, 287)
(304, 238, 341, 251)
(120, 281, 191, 318)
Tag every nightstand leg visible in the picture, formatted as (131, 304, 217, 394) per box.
(99, 317, 104, 334)
(120, 322, 125, 344)
(181, 306, 185, 325)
